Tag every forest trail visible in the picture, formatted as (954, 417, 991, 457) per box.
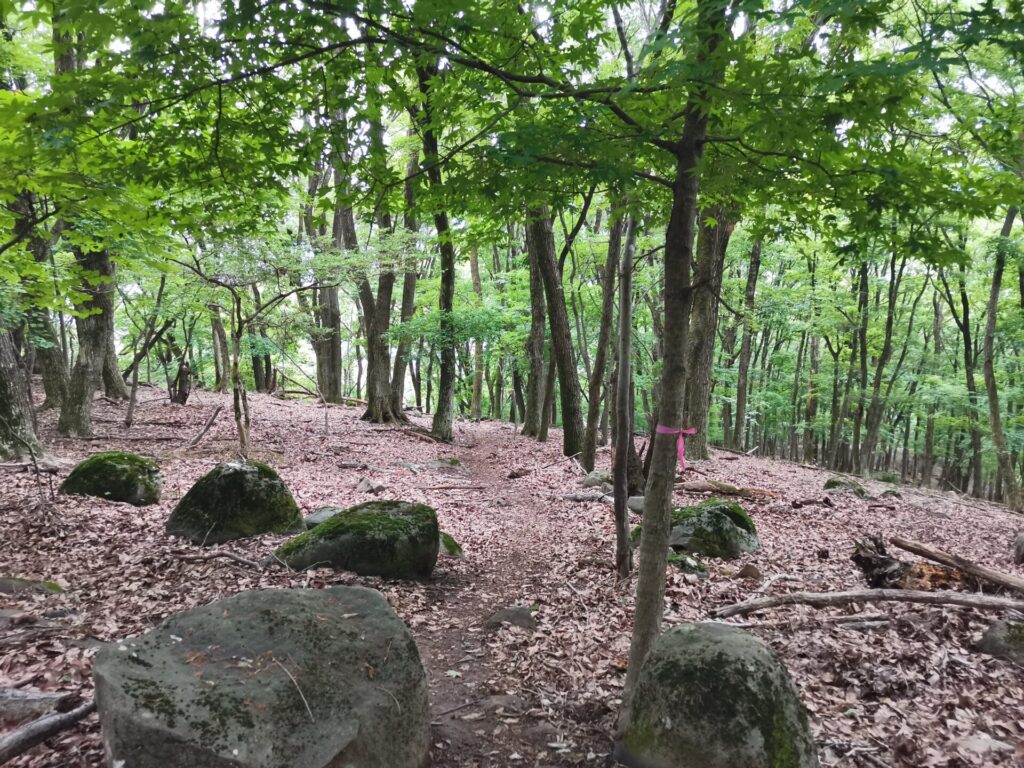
(2, 390, 1024, 767)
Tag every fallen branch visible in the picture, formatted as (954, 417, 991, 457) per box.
(676, 479, 773, 497)
(711, 588, 1024, 619)
(562, 492, 612, 503)
(170, 549, 262, 570)
(889, 536, 1024, 594)
(420, 485, 485, 491)
(0, 700, 95, 764)
(188, 405, 223, 448)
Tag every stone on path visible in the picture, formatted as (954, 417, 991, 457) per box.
(94, 586, 430, 768)
(615, 622, 819, 768)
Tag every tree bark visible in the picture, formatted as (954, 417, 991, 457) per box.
(982, 207, 1020, 510)
(391, 146, 420, 415)
(469, 247, 485, 419)
(522, 225, 548, 437)
(417, 63, 458, 441)
(623, 0, 727, 708)
(731, 241, 761, 449)
(0, 326, 42, 460)
(582, 212, 622, 471)
(58, 248, 116, 436)
(683, 206, 735, 460)
(526, 208, 585, 456)
(613, 216, 637, 579)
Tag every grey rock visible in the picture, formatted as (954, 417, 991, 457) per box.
(166, 461, 302, 546)
(439, 531, 464, 558)
(627, 496, 645, 513)
(276, 500, 439, 579)
(0, 577, 62, 595)
(94, 586, 429, 768)
(355, 477, 386, 494)
(667, 499, 760, 560)
(615, 622, 819, 768)
(303, 506, 344, 529)
(977, 620, 1024, 664)
(485, 606, 537, 630)
(823, 476, 869, 498)
(582, 471, 611, 488)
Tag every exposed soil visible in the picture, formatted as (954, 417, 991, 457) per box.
(1, 388, 1023, 766)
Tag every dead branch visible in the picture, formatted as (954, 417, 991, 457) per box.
(420, 485, 485, 491)
(0, 700, 95, 764)
(170, 549, 262, 570)
(711, 588, 1024, 619)
(889, 536, 1024, 594)
(188, 405, 223, 448)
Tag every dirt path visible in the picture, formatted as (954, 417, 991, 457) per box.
(411, 425, 608, 767)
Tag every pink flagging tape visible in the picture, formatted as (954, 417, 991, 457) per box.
(655, 424, 697, 471)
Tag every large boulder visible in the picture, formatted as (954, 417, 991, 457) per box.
(166, 461, 302, 545)
(823, 476, 868, 498)
(635, 498, 759, 560)
(94, 586, 429, 768)
(615, 622, 819, 768)
(60, 451, 161, 506)
(275, 500, 439, 579)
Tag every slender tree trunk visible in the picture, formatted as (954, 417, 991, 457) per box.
(527, 208, 585, 456)
(210, 307, 230, 394)
(391, 148, 421, 415)
(622, 0, 727, 715)
(682, 206, 735, 460)
(415, 63, 458, 441)
(731, 241, 761, 449)
(469, 247, 485, 419)
(582, 212, 622, 470)
(538, 346, 556, 443)
(613, 216, 637, 579)
(522, 226, 547, 437)
(983, 208, 1021, 509)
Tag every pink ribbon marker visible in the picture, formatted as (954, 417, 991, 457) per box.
(656, 424, 697, 471)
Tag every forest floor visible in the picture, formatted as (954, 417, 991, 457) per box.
(1, 387, 1023, 767)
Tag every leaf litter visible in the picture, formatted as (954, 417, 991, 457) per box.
(0, 389, 1022, 766)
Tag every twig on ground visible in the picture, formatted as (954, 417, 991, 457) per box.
(188, 405, 223, 447)
(273, 659, 314, 722)
(711, 588, 1024, 619)
(170, 549, 263, 570)
(0, 699, 95, 764)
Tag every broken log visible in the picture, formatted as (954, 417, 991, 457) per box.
(851, 535, 973, 591)
(889, 536, 1024, 594)
(0, 700, 95, 764)
(711, 588, 1024, 619)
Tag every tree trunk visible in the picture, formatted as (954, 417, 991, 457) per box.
(538, 346, 556, 443)
(526, 208, 585, 456)
(682, 206, 735, 460)
(416, 63, 457, 441)
(582, 212, 622, 471)
(613, 216, 637, 579)
(731, 241, 761, 449)
(58, 248, 116, 436)
(983, 208, 1020, 509)
(622, 0, 727, 710)
(391, 148, 421, 415)
(522, 225, 548, 437)
(210, 307, 230, 394)
(469, 247, 485, 419)
(0, 327, 42, 459)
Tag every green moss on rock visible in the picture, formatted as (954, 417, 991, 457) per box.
(615, 623, 819, 768)
(60, 451, 161, 506)
(275, 500, 439, 579)
(823, 476, 868, 498)
(166, 461, 302, 546)
(634, 497, 759, 560)
(440, 531, 464, 558)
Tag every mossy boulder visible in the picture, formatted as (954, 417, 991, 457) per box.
(977, 621, 1024, 665)
(440, 531, 464, 558)
(275, 500, 439, 579)
(93, 586, 430, 768)
(823, 476, 869, 498)
(615, 622, 819, 768)
(0, 576, 63, 595)
(60, 451, 161, 506)
(166, 461, 302, 546)
(667, 553, 708, 579)
(634, 498, 759, 560)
